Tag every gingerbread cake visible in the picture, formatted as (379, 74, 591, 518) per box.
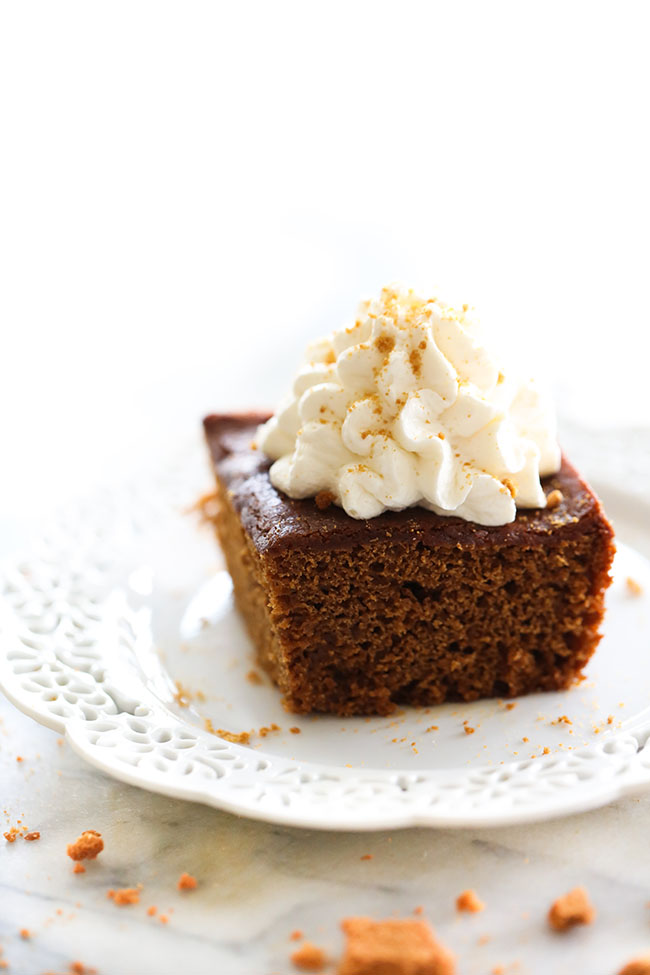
(203, 412, 614, 716)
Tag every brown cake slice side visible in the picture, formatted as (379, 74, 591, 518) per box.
(203, 413, 615, 716)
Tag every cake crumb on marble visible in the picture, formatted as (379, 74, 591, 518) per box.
(107, 886, 141, 906)
(456, 889, 485, 913)
(67, 830, 103, 861)
(548, 886, 595, 931)
(177, 872, 197, 891)
(338, 916, 455, 975)
(619, 957, 650, 975)
(291, 941, 327, 970)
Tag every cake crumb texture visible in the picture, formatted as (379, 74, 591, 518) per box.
(548, 886, 595, 931)
(67, 830, 103, 861)
(205, 415, 615, 716)
(337, 916, 455, 975)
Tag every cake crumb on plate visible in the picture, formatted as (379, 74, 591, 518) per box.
(214, 727, 250, 745)
(626, 576, 643, 596)
(548, 886, 595, 931)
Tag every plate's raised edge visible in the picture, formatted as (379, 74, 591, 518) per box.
(3, 651, 649, 831)
(2, 437, 650, 831)
(64, 718, 650, 830)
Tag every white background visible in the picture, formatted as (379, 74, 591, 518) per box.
(2, 1, 649, 547)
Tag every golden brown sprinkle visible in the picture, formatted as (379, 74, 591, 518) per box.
(246, 669, 263, 685)
(546, 489, 564, 509)
(69, 964, 97, 975)
(289, 930, 303, 941)
(464, 725, 475, 735)
(360, 854, 373, 861)
(67, 830, 104, 861)
(16, 756, 23, 763)
(147, 905, 157, 916)
(619, 957, 650, 975)
(338, 917, 455, 975)
(177, 873, 197, 891)
(290, 942, 327, 971)
(107, 886, 141, 906)
(315, 490, 336, 510)
(289, 726, 301, 734)
(551, 715, 572, 726)
(626, 576, 643, 596)
(456, 889, 485, 913)
(548, 886, 595, 931)
(73, 862, 86, 874)
(159, 914, 169, 924)
(374, 334, 395, 356)
(19, 928, 30, 939)
(408, 347, 423, 377)
(23, 831, 40, 841)
(505, 702, 516, 711)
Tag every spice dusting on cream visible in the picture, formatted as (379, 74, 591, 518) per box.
(256, 285, 561, 525)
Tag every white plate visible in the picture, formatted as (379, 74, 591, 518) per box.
(1, 437, 650, 830)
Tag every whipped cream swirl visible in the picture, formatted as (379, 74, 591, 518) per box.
(256, 286, 561, 525)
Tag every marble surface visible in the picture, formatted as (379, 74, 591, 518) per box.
(1, 691, 649, 975)
(2, 419, 650, 975)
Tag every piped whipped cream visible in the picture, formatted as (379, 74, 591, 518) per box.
(256, 285, 561, 526)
